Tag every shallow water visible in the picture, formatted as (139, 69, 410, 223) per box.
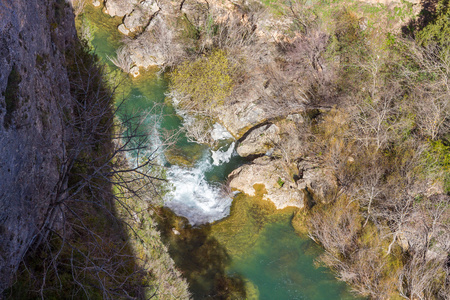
(228, 219, 359, 300)
(82, 4, 362, 299)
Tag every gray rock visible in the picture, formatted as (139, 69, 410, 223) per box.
(0, 0, 76, 291)
(236, 123, 280, 157)
(297, 160, 337, 204)
(104, 0, 138, 17)
(123, 14, 184, 68)
(123, 0, 159, 33)
(228, 157, 304, 209)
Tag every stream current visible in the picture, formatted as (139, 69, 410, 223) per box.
(82, 4, 363, 299)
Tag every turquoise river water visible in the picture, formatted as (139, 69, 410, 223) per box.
(82, 4, 362, 299)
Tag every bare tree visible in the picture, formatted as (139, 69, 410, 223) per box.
(398, 254, 446, 300)
(308, 195, 360, 257)
(402, 43, 450, 140)
(108, 46, 134, 73)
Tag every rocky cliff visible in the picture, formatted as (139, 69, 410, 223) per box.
(0, 0, 76, 291)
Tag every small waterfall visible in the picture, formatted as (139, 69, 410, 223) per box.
(165, 150, 233, 225)
(211, 142, 235, 166)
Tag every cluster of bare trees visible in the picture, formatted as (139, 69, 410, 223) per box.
(166, 1, 450, 298)
(276, 4, 450, 298)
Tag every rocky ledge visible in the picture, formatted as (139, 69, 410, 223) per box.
(228, 155, 337, 209)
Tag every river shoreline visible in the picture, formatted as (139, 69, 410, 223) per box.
(80, 2, 362, 299)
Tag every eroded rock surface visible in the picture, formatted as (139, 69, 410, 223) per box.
(297, 160, 337, 204)
(0, 0, 76, 291)
(104, 0, 139, 17)
(229, 157, 305, 209)
(123, 0, 160, 33)
(228, 155, 338, 209)
(236, 123, 280, 157)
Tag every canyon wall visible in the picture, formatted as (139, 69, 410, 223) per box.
(0, 0, 76, 291)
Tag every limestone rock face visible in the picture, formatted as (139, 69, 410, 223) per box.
(236, 123, 280, 157)
(297, 160, 337, 204)
(0, 0, 76, 292)
(123, 13, 184, 68)
(228, 157, 304, 209)
(228, 156, 338, 209)
(123, 0, 160, 33)
(104, 0, 139, 17)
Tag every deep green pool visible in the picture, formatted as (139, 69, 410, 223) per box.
(228, 220, 358, 300)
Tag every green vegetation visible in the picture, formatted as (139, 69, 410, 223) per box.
(416, 0, 450, 47)
(425, 140, 450, 193)
(281, 1, 450, 297)
(13, 0, 445, 299)
(170, 50, 235, 110)
(277, 177, 285, 187)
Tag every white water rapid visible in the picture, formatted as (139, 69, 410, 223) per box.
(165, 141, 236, 225)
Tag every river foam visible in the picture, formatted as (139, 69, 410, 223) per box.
(165, 147, 234, 225)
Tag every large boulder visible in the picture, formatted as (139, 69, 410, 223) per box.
(228, 157, 304, 209)
(216, 101, 270, 138)
(123, 0, 160, 33)
(104, 0, 139, 17)
(236, 123, 280, 157)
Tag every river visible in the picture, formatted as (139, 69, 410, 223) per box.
(81, 4, 362, 299)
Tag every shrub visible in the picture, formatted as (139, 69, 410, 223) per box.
(169, 50, 235, 111)
(424, 140, 450, 193)
(416, 0, 450, 47)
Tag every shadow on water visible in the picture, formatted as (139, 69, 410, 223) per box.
(156, 207, 247, 299)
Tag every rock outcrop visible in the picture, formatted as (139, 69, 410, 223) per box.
(104, 0, 138, 16)
(228, 153, 338, 209)
(123, 0, 160, 33)
(236, 123, 280, 157)
(102, 0, 184, 72)
(0, 0, 76, 292)
(229, 157, 305, 209)
(296, 160, 337, 204)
